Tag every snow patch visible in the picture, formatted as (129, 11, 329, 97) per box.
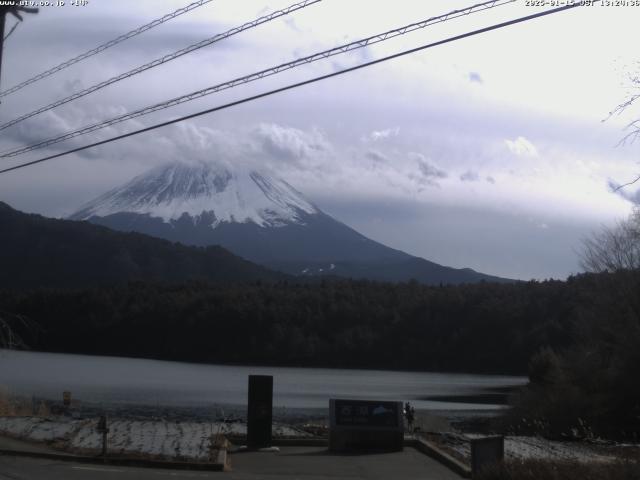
(71, 161, 318, 228)
(0, 416, 311, 461)
(438, 432, 621, 463)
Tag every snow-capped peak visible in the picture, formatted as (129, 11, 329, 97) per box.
(70, 160, 318, 227)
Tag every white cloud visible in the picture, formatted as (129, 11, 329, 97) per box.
(505, 136, 538, 157)
(254, 123, 330, 165)
(365, 127, 400, 142)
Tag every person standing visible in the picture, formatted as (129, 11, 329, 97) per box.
(404, 401, 415, 432)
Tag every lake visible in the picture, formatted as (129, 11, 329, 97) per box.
(0, 349, 525, 413)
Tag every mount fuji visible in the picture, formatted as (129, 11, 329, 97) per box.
(70, 161, 510, 284)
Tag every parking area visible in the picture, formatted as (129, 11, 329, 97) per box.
(226, 446, 464, 480)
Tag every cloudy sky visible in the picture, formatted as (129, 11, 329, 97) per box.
(0, 0, 638, 280)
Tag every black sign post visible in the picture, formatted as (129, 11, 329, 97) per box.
(247, 375, 273, 449)
(62, 391, 71, 415)
(96, 415, 109, 458)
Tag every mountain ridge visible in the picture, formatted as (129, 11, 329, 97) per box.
(70, 160, 513, 285)
(0, 201, 285, 289)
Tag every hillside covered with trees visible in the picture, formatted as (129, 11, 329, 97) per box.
(0, 202, 285, 288)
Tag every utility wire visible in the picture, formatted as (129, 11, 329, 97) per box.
(0, 3, 581, 176)
(0, 0, 216, 99)
(0, 0, 515, 158)
(3, 21, 19, 41)
(0, 0, 321, 132)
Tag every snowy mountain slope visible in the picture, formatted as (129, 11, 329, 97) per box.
(70, 161, 317, 227)
(70, 160, 512, 285)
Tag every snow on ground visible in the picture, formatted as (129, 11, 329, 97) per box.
(505, 436, 618, 462)
(0, 416, 312, 461)
(0, 416, 79, 443)
(435, 432, 622, 463)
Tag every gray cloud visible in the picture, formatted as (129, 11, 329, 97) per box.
(468, 71, 483, 84)
(406, 153, 447, 188)
(365, 149, 388, 164)
(418, 162, 447, 179)
(413, 154, 447, 178)
(283, 17, 301, 33)
(314, 195, 591, 281)
(460, 170, 480, 182)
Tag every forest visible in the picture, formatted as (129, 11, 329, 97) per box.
(0, 277, 577, 373)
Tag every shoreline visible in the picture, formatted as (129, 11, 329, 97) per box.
(19, 398, 508, 427)
(0, 348, 528, 379)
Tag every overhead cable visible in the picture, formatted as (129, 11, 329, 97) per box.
(0, 0, 321, 132)
(3, 21, 19, 41)
(0, 0, 514, 158)
(0, 3, 582, 176)
(0, 0, 216, 99)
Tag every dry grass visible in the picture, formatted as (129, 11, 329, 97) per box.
(477, 459, 640, 480)
(412, 411, 452, 434)
(0, 386, 49, 417)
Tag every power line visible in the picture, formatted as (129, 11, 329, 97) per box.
(0, 0, 320, 132)
(3, 20, 18, 41)
(0, 3, 581, 176)
(0, 0, 216, 99)
(0, 0, 516, 158)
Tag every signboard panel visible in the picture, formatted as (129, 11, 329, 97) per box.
(329, 399, 403, 452)
(334, 399, 399, 428)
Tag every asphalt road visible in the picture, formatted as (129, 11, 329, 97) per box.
(0, 447, 463, 479)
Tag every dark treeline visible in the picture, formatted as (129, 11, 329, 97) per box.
(510, 269, 640, 438)
(0, 274, 613, 374)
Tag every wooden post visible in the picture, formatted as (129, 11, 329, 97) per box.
(97, 415, 109, 458)
(0, 9, 7, 87)
(0, 5, 39, 91)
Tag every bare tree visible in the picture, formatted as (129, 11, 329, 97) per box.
(607, 67, 640, 189)
(0, 312, 31, 350)
(610, 68, 640, 146)
(580, 208, 640, 273)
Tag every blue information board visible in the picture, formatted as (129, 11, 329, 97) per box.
(334, 399, 399, 427)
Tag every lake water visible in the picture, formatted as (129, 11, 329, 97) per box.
(0, 349, 526, 412)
